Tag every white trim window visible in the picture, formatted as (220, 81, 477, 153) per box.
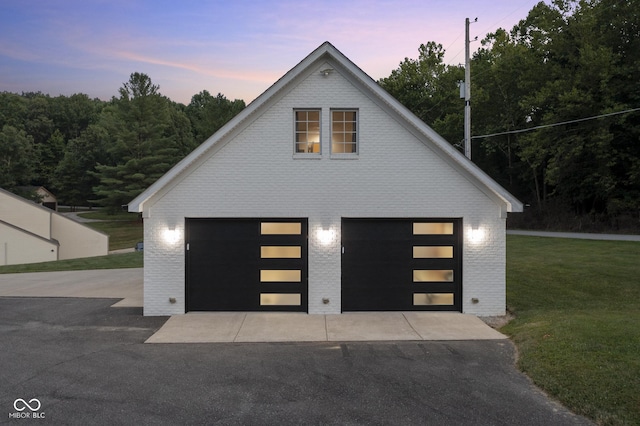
(294, 109, 321, 154)
(331, 109, 358, 154)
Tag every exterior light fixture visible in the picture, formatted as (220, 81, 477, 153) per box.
(469, 227, 485, 243)
(317, 228, 335, 245)
(320, 68, 334, 77)
(163, 228, 180, 244)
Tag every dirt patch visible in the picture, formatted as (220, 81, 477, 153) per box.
(479, 311, 515, 329)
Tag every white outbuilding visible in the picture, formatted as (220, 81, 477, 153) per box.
(129, 42, 522, 317)
(0, 187, 108, 266)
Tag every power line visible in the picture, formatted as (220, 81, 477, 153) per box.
(471, 107, 640, 139)
(477, 0, 537, 38)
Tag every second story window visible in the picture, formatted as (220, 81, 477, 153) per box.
(295, 110, 320, 154)
(331, 110, 357, 154)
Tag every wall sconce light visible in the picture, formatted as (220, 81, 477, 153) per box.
(469, 227, 485, 243)
(163, 228, 180, 244)
(320, 68, 334, 77)
(317, 228, 335, 246)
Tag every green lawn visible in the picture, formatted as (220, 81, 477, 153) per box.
(503, 235, 640, 425)
(0, 251, 142, 273)
(77, 210, 141, 221)
(78, 210, 143, 251)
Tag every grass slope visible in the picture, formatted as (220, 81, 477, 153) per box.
(0, 251, 142, 273)
(78, 211, 143, 251)
(503, 236, 640, 425)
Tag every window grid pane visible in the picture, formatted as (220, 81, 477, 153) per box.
(295, 110, 320, 153)
(331, 110, 357, 154)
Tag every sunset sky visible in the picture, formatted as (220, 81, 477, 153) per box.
(0, 0, 547, 105)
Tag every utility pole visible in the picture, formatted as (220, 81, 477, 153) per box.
(464, 18, 476, 160)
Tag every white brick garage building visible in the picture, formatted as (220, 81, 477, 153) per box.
(129, 42, 522, 317)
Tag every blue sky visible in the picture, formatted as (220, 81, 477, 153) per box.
(0, 0, 546, 104)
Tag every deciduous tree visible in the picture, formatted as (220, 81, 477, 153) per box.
(378, 42, 464, 145)
(0, 125, 35, 190)
(186, 91, 245, 144)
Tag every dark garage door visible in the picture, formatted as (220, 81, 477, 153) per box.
(186, 218, 308, 312)
(341, 218, 462, 311)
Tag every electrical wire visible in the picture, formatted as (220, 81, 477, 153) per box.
(471, 107, 640, 139)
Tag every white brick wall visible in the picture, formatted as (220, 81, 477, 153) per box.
(142, 61, 507, 317)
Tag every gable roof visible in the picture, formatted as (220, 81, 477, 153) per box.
(128, 41, 522, 214)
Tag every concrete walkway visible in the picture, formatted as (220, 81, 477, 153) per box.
(0, 268, 506, 343)
(145, 311, 506, 343)
(508, 229, 640, 241)
(61, 210, 103, 223)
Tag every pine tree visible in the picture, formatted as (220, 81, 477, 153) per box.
(92, 73, 191, 211)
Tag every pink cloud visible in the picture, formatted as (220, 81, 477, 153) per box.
(111, 49, 277, 83)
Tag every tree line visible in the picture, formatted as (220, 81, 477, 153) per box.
(1, 0, 638, 230)
(0, 74, 244, 210)
(380, 0, 639, 231)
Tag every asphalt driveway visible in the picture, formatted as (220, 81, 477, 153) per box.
(0, 297, 592, 425)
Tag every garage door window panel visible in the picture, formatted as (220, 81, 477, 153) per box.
(413, 246, 454, 258)
(413, 293, 454, 306)
(413, 270, 454, 282)
(261, 246, 301, 258)
(260, 270, 301, 282)
(413, 222, 454, 235)
(260, 293, 301, 306)
(261, 222, 302, 235)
